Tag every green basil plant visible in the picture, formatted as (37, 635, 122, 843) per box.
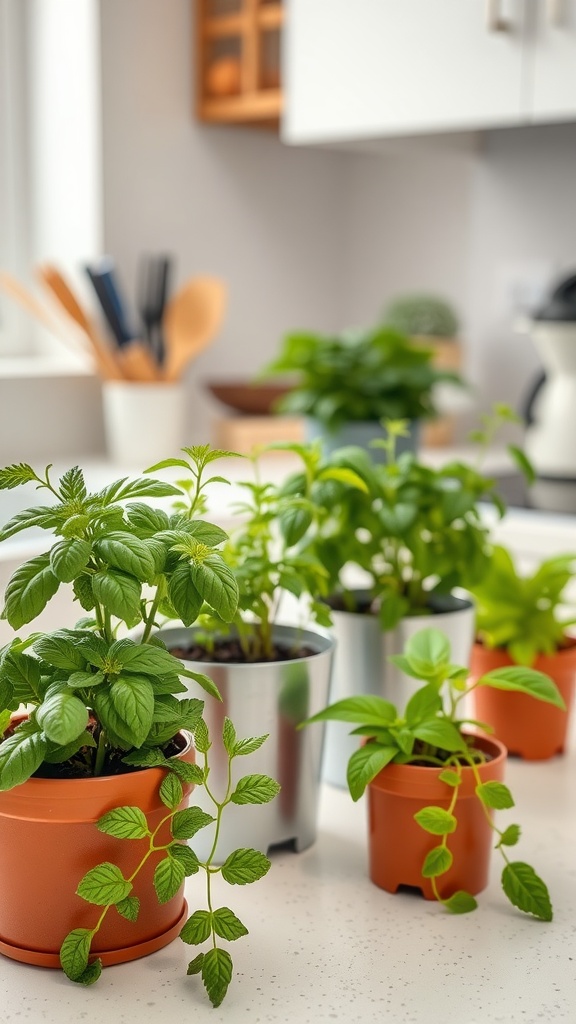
(0, 447, 279, 1006)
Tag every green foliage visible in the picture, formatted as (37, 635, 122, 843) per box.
(303, 626, 557, 921)
(262, 325, 461, 431)
(468, 545, 576, 665)
(60, 715, 277, 1006)
(278, 419, 509, 629)
(165, 442, 367, 661)
(382, 294, 460, 339)
(0, 451, 241, 789)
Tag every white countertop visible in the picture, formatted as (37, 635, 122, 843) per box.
(2, 729, 576, 1024)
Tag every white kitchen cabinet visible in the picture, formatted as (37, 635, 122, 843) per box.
(282, 0, 576, 144)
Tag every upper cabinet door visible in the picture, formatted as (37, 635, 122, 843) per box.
(283, 0, 527, 144)
(529, 0, 576, 121)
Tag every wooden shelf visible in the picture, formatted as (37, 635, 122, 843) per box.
(195, 0, 283, 126)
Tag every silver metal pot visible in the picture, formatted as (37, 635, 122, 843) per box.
(322, 592, 475, 789)
(157, 624, 335, 861)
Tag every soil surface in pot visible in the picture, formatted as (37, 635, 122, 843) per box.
(5, 718, 186, 781)
(169, 638, 316, 663)
(407, 735, 496, 769)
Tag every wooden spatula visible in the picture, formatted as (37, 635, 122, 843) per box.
(36, 263, 124, 380)
(163, 277, 226, 382)
(0, 271, 92, 362)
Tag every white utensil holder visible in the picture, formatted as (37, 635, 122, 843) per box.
(102, 381, 186, 467)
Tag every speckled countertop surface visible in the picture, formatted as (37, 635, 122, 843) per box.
(3, 730, 576, 1024)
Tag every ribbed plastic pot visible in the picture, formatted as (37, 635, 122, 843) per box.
(470, 639, 576, 760)
(322, 593, 475, 788)
(157, 624, 335, 861)
(0, 731, 195, 968)
(368, 733, 507, 899)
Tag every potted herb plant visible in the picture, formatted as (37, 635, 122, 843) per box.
(262, 323, 460, 459)
(304, 627, 561, 919)
(467, 544, 576, 759)
(0, 450, 279, 1007)
(150, 442, 360, 859)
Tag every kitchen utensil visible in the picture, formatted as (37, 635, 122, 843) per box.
(0, 271, 90, 358)
(85, 260, 134, 349)
(137, 254, 172, 367)
(118, 341, 161, 382)
(163, 276, 226, 382)
(36, 264, 124, 380)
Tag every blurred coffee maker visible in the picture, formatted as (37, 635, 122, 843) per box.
(524, 271, 576, 513)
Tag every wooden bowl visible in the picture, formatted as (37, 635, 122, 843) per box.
(205, 380, 292, 416)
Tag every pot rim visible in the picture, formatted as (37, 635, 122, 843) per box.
(368, 731, 507, 798)
(325, 589, 474, 618)
(156, 622, 335, 662)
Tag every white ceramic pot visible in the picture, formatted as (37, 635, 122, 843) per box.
(102, 381, 185, 466)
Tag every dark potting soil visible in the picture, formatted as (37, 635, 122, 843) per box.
(169, 638, 316, 664)
(28, 726, 186, 781)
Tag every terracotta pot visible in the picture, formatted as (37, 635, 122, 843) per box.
(0, 732, 195, 968)
(470, 639, 576, 760)
(368, 733, 506, 899)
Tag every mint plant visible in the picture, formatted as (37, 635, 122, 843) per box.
(304, 627, 563, 920)
(468, 545, 576, 666)
(156, 442, 366, 661)
(60, 715, 279, 1006)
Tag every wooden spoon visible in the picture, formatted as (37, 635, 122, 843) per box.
(0, 271, 91, 362)
(163, 277, 226, 382)
(36, 263, 125, 380)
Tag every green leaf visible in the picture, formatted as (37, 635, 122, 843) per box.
(77, 863, 132, 906)
(476, 781, 515, 810)
(179, 668, 222, 702)
(438, 768, 461, 787)
(501, 862, 553, 921)
(194, 718, 210, 754)
(404, 683, 443, 726)
(3, 554, 59, 629)
(403, 628, 451, 677)
(230, 774, 281, 805)
(222, 717, 236, 756)
(71, 960, 102, 986)
(167, 565, 204, 627)
(94, 675, 154, 748)
(212, 907, 248, 942)
(168, 843, 200, 876)
(94, 532, 159, 582)
(92, 569, 142, 625)
(189, 556, 239, 622)
(50, 538, 91, 583)
(0, 462, 39, 489)
(36, 692, 89, 746)
(497, 824, 521, 848)
(221, 848, 271, 885)
(159, 773, 184, 810)
(112, 641, 181, 676)
(317, 466, 369, 492)
(102, 477, 182, 502)
(304, 694, 397, 728)
(347, 744, 398, 801)
(279, 504, 313, 547)
(171, 806, 215, 840)
(0, 727, 48, 790)
(413, 719, 467, 753)
(414, 806, 457, 836)
(125, 502, 170, 535)
(0, 505, 59, 543)
(202, 947, 233, 1008)
(67, 670, 105, 690)
(186, 953, 204, 975)
(115, 896, 140, 922)
(444, 890, 478, 914)
(480, 666, 565, 709)
(97, 806, 150, 840)
(422, 845, 453, 878)
(232, 733, 269, 757)
(154, 854, 186, 904)
(167, 760, 205, 786)
(59, 928, 93, 982)
(180, 910, 212, 945)
(508, 444, 536, 485)
(33, 631, 87, 671)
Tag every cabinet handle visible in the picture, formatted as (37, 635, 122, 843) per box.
(486, 0, 510, 31)
(547, 0, 563, 25)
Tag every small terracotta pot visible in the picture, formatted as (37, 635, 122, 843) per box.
(368, 733, 506, 899)
(0, 732, 195, 968)
(470, 639, 576, 760)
